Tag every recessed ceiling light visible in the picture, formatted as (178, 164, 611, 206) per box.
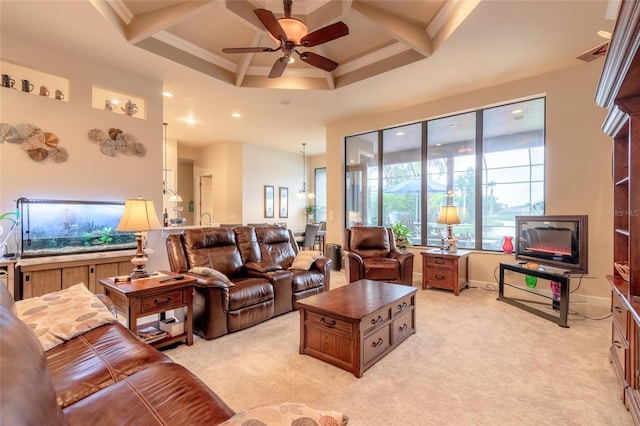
(186, 117, 195, 125)
(162, 91, 173, 97)
(597, 30, 611, 39)
(511, 109, 523, 114)
(232, 113, 241, 118)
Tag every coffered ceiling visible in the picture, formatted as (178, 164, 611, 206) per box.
(0, 1, 617, 155)
(109, 0, 465, 90)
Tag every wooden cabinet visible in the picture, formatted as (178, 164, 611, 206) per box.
(421, 249, 470, 295)
(0, 259, 16, 298)
(17, 253, 133, 299)
(595, 0, 640, 419)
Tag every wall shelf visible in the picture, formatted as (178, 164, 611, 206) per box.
(1, 60, 68, 101)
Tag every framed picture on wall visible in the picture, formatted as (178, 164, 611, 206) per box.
(279, 187, 288, 218)
(264, 185, 274, 218)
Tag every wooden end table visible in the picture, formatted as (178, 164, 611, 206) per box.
(298, 279, 417, 378)
(99, 271, 195, 349)
(421, 249, 470, 295)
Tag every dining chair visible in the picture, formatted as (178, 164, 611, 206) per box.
(299, 223, 320, 250)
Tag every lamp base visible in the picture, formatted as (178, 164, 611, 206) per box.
(128, 234, 151, 279)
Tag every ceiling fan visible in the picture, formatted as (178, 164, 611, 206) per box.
(222, 0, 349, 78)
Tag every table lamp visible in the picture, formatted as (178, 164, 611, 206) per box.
(437, 205, 461, 252)
(116, 197, 162, 278)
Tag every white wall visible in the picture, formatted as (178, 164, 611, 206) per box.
(0, 34, 166, 272)
(326, 61, 613, 299)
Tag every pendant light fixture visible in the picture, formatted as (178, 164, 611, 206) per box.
(162, 122, 184, 224)
(297, 143, 315, 199)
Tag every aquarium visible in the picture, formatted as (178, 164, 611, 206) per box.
(17, 198, 137, 258)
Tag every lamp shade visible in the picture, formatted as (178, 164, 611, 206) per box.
(116, 198, 162, 232)
(437, 205, 461, 225)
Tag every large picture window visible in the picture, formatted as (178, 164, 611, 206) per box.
(345, 97, 545, 250)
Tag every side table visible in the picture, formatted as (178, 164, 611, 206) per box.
(99, 271, 195, 349)
(421, 249, 470, 295)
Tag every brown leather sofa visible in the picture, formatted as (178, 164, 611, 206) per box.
(166, 226, 331, 339)
(0, 283, 236, 425)
(343, 226, 415, 286)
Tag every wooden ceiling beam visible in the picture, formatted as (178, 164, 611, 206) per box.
(351, 0, 432, 58)
(126, 1, 211, 45)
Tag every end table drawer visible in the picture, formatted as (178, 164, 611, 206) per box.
(141, 290, 184, 314)
(306, 311, 353, 335)
(426, 256, 454, 268)
(425, 268, 454, 285)
(363, 325, 391, 365)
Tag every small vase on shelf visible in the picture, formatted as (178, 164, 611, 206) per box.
(502, 236, 513, 254)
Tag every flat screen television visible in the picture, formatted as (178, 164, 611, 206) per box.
(515, 215, 588, 274)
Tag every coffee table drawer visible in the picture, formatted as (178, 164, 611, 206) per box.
(306, 311, 353, 335)
(393, 295, 413, 317)
(362, 307, 390, 334)
(363, 325, 391, 365)
(140, 290, 184, 314)
(393, 309, 414, 343)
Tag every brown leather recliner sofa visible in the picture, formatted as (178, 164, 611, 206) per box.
(166, 225, 331, 339)
(0, 283, 236, 425)
(343, 226, 415, 286)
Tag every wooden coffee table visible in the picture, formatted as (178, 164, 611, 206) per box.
(99, 271, 195, 349)
(298, 279, 417, 378)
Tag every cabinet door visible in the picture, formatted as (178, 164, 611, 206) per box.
(24, 269, 62, 298)
(118, 261, 133, 276)
(94, 263, 120, 294)
(62, 266, 90, 290)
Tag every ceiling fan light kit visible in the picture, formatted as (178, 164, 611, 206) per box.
(222, 0, 349, 78)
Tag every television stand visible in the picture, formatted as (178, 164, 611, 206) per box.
(498, 262, 570, 328)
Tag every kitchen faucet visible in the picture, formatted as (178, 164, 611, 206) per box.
(200, 212, 212, 226)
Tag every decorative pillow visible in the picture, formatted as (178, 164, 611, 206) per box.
(290, 251, 323, 270)
(15, 283, 117, 351)
(219, 402, 349, 426)
(188, 267, 234, 286)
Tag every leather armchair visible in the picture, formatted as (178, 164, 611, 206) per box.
(343, 226, 414, 286)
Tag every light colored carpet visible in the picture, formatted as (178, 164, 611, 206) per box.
(166, 272, 632, 425)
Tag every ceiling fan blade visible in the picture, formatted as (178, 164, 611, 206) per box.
(254, 8, 287, 42)
(300, 22, 349, 47)
(269, 57, 289, 78)
(299, 51, 339, 72)
(222, 47, 279, 54)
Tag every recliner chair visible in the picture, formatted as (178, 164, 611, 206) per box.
(343, 226, 414, 286)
